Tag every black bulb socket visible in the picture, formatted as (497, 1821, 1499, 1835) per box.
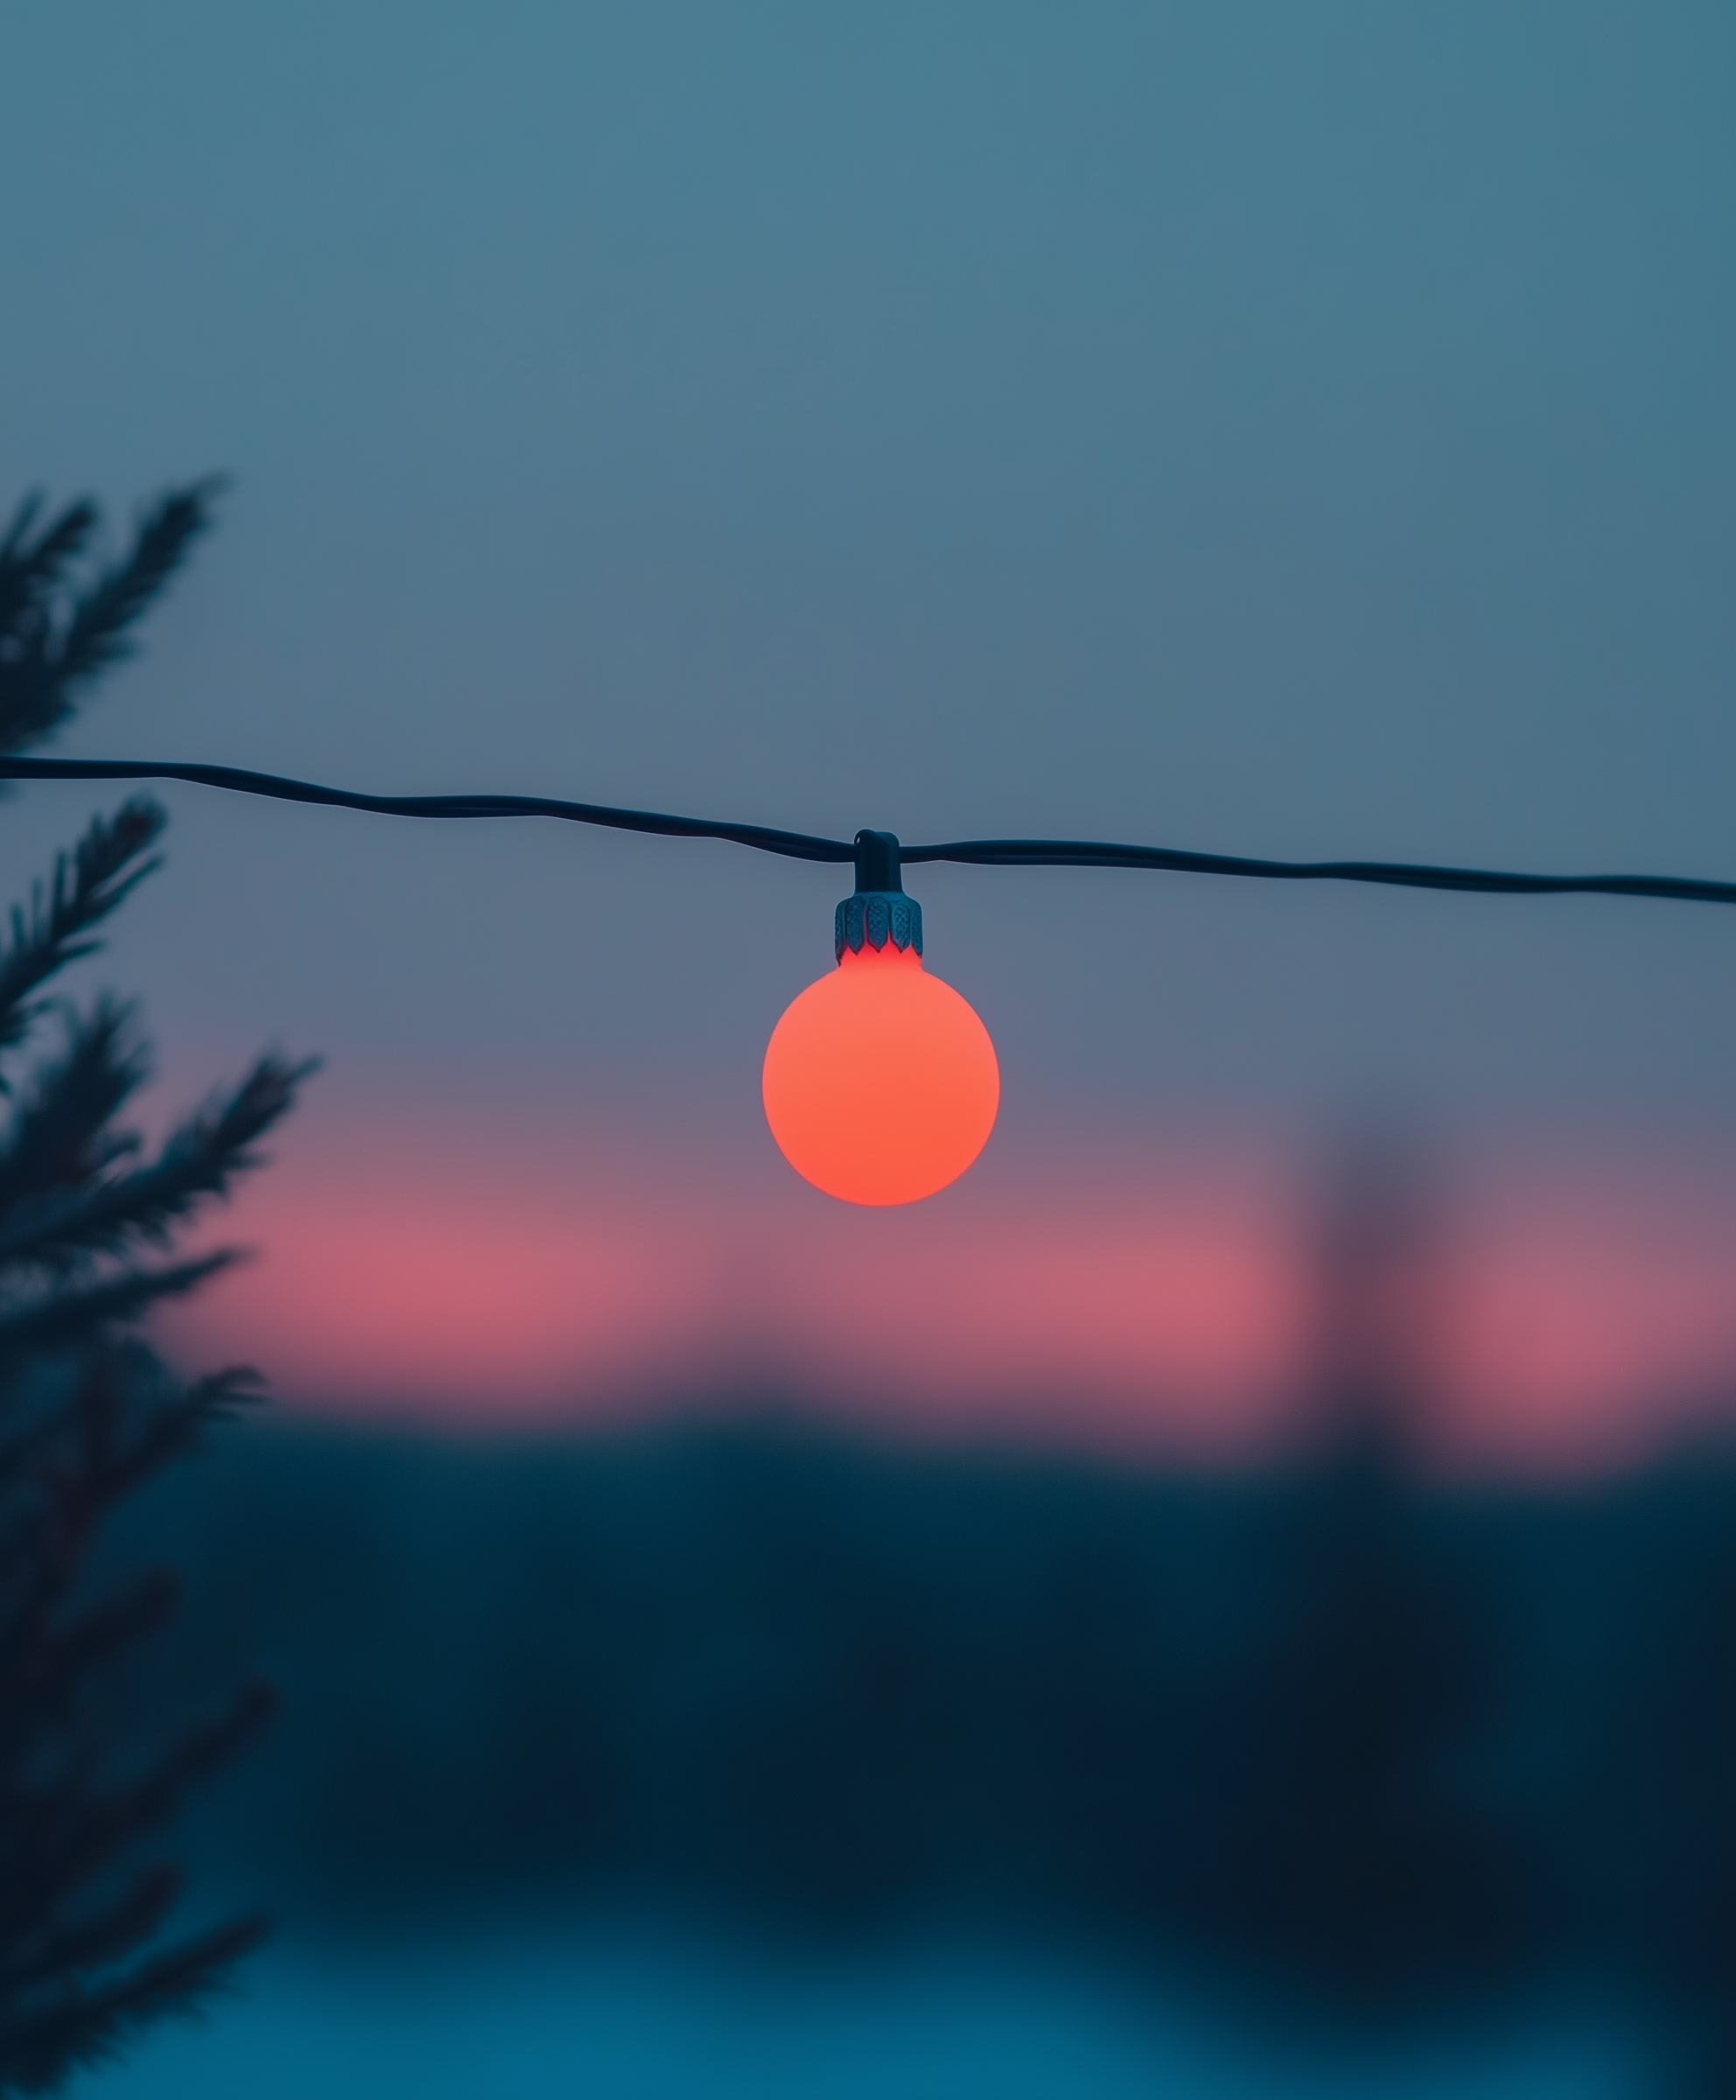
(836, 830, 923, 962)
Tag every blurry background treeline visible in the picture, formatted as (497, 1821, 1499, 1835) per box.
(108, 1404, 1736, 2063)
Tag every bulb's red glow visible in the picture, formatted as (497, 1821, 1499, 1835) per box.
(762, 943, 999, 1206)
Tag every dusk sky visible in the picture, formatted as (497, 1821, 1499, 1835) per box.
(4, 3, 1734, 1463)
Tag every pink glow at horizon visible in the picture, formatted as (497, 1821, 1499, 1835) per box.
(150, 1096, 1736, 1475)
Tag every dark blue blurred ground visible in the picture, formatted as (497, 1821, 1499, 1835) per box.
(77, 1414, 1736, 2094)
(84, 1933, 1649, 2099)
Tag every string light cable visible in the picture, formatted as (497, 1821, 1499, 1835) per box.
(3, 755, 1732, 904)
(5, 754, 1732, 1206)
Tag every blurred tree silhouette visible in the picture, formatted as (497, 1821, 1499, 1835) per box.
(1170, 1452, 1544, 2014)
(0, 485, 312, 2091)
(1162, 1141, 1548, 2015)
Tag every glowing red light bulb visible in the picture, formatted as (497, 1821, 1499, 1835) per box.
(762, 831, 999, 1206)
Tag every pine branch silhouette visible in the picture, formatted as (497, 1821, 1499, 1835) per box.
(0, 1914, 269, 2094)
(0, 803, 166, 1072)
(0, 483, 221, 753)
(0, 478, 313, 2093)
(0, 1047, 312, 1274)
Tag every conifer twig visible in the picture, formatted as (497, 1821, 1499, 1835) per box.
(0, 805, 166, 1074)
(0, 1256, 241, 1353)
(0, 1913, 269, 2093)
(0, 1054, 315, 1273)
(0, 485, 222, 753)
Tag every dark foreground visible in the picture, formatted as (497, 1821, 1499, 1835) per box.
(94, 1412, 1736, 2093)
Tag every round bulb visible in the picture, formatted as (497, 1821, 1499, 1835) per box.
(762, 943, 999, 1206)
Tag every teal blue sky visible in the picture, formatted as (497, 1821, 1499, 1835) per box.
(2, 1, 1732, 1140)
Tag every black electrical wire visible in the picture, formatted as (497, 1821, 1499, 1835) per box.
(0, 757, 853, 864)
(4, 755, 1734, 909)
(900, 836, 1736, 906)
